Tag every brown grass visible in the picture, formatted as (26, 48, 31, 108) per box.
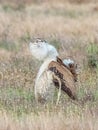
(1, 0, 98, 5)
(0, 107, 98, 130)
(0, 1, 98, 130)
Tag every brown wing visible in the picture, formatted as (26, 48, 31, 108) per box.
(57, 57, 78, 82)
(48, 61, 77, 100)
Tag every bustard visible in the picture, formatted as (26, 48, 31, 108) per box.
(29, 38, 77, 103)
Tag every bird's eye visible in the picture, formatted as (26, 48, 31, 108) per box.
(44, 40, 47, 43)
(36, 40, 39, 43)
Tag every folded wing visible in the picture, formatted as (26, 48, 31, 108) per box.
(48, 59, 77, 100)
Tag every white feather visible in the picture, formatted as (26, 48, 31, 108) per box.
(29, 41, 58, 61)
(63, 59, 74, 67)
(29, 42, 48, 61)
(29, 39, 59, 102)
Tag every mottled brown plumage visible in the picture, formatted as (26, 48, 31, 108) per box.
(48, 58, 77, 100)
(57, 57, 77, 82)
(30, 39, 77, 103)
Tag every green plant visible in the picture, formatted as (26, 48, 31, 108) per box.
(86, 43, 98, 68)
(49, 39, 61, 50)
(0, 40, 19, 51)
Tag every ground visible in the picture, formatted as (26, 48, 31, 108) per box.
(0, 0, 98, 129)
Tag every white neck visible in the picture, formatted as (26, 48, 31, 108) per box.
(35, 56, 57, 83)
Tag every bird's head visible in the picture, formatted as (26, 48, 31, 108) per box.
(29, 38, 58, 61)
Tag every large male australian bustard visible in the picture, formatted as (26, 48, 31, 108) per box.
(29, 38, 77, 103)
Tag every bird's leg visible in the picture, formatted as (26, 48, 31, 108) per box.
(56, 83, 61, 106)
(53, 75, 61, 105)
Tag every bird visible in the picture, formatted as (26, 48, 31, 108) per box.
(29, 38, 77, 104)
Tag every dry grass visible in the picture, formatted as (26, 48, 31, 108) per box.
(0, 106, 98, 130)
(0, 1, 98, 130)
(1, 0, 98, 5)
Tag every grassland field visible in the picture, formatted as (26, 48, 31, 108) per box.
(0, 0, 98, 130)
